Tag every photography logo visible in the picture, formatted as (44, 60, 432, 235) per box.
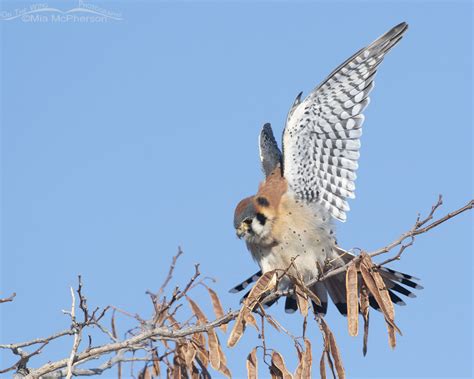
(0, 0, 123, 23)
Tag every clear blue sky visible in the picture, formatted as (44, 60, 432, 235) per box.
(1, 1, 472, 378)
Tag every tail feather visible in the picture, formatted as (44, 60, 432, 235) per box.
(388, 282, 417, 298)
(229, 257, 422, 316)
(239, 287, 278, 309)
(368, 290, 407, 310)
(381, 267, 420, 281)
(229, 271, 262, 293)
(239, 289, 250, 303)
(326, 273, 410, 315)
(263, 297, 278, 308)
(233, 272, 328, 314)
(285, 296, 298, 313)
(368, 295, 379, 311)
(380, 267, 423, 290)
(325, 273, 349, 315)
(311, 282, 328, 315)
(388, 291, 406, 306)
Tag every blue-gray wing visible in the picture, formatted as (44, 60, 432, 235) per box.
(259, 123, 282, 177)
(282, 22, 408, 221)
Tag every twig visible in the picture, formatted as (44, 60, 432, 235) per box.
(305, 196, 473, 288)
(0, 292, 16, 304)
(65, 287, 81, 379)
(153, 264, 200, 326)
(0, 342, 49, 375)
(38, 350, 150, 378)
(0, 330, 74, 350)
(371, 196, 471, 258)
(155, 247, 184, 300)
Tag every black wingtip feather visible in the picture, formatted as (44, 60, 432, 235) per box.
(239, 289, 250, 304)
(390, 283, 417, 298)
(229, 271, 262, 293)
(382, 267, 420, 281)
(368, 290, 407, 311)
(400, 278, 424, 290)
(312, 300, 328, 316)
(285, 296, 298, 314)
(334, 302, 348, 316)
(368, 296, 381, 311)
(389, 291, 406, 306)
(263, 297, 278, 309)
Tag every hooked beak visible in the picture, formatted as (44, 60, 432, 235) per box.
(236, 223, 248, 239)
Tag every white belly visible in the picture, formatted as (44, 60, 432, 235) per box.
(248, 197, 337, 282)
(259, 228, 334, 281)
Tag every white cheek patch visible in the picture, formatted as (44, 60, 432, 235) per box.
(252, 218, 271, 238)
(251, 218, 265, 235)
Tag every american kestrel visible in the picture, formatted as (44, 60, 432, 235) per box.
(231, 22, 422, 314)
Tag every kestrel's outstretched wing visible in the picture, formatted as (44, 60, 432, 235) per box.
(259, 123, 282, 177)
(282, 22, 408, 221)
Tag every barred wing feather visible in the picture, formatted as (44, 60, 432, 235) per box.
(259, 123, 282, 177)
(282, 22, 408, 221)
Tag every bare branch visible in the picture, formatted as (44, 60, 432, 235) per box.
(38, 350, 151, 378)
(2, 197, 471, 378)
(148, 247, 184, 303)
(305, 196, 473, 288)
(65, 287, 80, 379)
(0, 292, 16, 304)
(0, 330, 74, 350)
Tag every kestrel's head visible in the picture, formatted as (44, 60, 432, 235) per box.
(233, 195, 276, 245)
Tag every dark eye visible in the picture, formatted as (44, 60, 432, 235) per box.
(244, 218, 252, 225)
(256, 197, 270, 207)
(256, 213, 267, 225)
